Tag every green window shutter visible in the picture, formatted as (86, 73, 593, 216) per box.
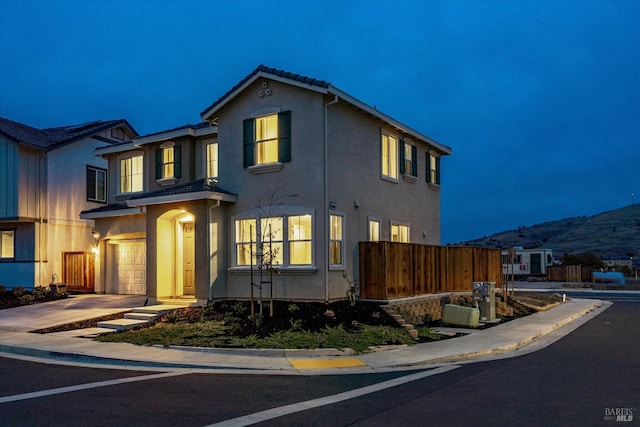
(174, 145, 181, 178)
(278, 110, 291, 163)
(87, 167, 95, 200)
(243, 118, 255, 168)
(426, 152, 432, 183)
(399, 140, 406, 175)
(411, 145, 418, 177)
(436, 156, 441, 185)
(155, 148, 162, 179)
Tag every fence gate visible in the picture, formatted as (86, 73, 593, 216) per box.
(62, 252, 95, 293)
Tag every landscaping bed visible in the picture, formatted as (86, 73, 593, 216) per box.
(0, 285, 68, 309)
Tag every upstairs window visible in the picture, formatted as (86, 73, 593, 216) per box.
(391, 223, 410, 243)
(427, 152, 441, 186)
(243, 111, 291, 169)
(206, 142, 218, 179)
(1, 230, 15, 259)
(381, 133, 398, 180)
(156, 142, 181, 180)
(400, 141, 417, 178)
(120, 155, 143, 193)
(86, 166, 107, 203)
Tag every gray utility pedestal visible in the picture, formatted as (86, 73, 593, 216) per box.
(472, 281, 496, 322)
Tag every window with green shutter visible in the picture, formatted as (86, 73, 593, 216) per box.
(243, 111, 291, 168)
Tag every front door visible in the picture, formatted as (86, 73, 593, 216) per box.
(182, 222, 195, 295)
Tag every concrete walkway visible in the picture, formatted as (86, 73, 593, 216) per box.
(0, 294, 606, 374)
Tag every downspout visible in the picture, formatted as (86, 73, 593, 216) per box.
(323, 95, 339, 302)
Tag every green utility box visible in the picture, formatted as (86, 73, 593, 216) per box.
(441, 304, 480, 327)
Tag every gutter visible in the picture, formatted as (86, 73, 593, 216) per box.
(324, 95, 339, 303)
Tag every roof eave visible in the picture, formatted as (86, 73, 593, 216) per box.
(200, 70, 329, 122)
(328, 86, 452, 155)
(126, 191, 237, 207)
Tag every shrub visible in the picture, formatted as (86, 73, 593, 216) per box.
(19, 294, 35, 305)
(0, 285, 6, 293)
(12, 286, 25, 297)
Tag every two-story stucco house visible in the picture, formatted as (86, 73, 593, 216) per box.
(81, 65, 452, 303)
(0, 117, 138, 289)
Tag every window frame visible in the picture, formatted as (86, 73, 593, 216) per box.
(86, 165, 107, 203)
(368, 217, 381, 242)
(232, 208, 314, 270)
(205, 140, 219, 180)
(155, 141, 181, 183)
(243, 110, 291, 173)
(390, 221, 410, 243)
(381, 132, 399, 182)
(0, 229, 15, 260)
(400, 140, 418, 180)
(427, 151, 441, 187)
(329, 213, 345, 269)
(119, 153, 144, 194)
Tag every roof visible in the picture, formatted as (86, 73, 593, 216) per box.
(0, 117, 138, 151)
(129, 178, 236, 201)
(199, 65, 452, 155)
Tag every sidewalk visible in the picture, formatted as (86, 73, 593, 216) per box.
(0, 295, 606, 374)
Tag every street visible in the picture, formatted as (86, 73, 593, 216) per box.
(0, 293, 638, 426)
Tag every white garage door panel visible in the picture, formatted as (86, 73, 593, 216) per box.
(114, 241, 146, 295)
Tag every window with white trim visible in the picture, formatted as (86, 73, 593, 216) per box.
(391, 223, 410, 243)
(0, 230, 15, 259)
(427, 152, 441, 185)
(368, 219, 381, 242)
(156, 142, 181, 181)
(87, 166, 107, 203)
(329, 214, 344, 266)
(120, 155, 143, 193)
(206, 141, 218, 179)
(234, 213, 313, 267)
(401, 141, 417, 178)
(243, 111, 291, 169)
(381, 133, 398, 180)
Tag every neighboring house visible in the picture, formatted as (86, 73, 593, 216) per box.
(0, 117, 138, 288)
(81, 65, 452, 303)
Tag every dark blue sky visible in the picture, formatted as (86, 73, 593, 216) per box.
(1, 0, 638, 244)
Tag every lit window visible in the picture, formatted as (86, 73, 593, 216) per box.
(235, 219, 256, 266)
(381, 133, 398, 180)
(156, 143, 180, 180)
(261, 216, 283, 266)
(255, 114, 279, 164)
(206, 142, 218, 179)
(402, 142, 417, 177)
(120, 155, 143, 193)
(289, 214, 312, 265)
(87, 166, 107, 203)
(368, 219, 380, 242)
(427, 152, 441, 185)
(234, 213, 313, 267)
(330, 215, 343, 266)
(162, 146, 174, 178)
(1, 230, 14, 259)
(391, 223, 410, 243)
(243, 111, 291, 168)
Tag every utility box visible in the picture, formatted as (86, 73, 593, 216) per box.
(441, 304, 480, 327)
(472, 281, 496, 322)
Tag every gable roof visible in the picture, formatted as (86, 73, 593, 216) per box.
(0, 116, 138, 151)
(200, 65, 452, 155)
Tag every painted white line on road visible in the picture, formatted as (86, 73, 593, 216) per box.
(206, 365, 461, 427)
(0, 371, 187, 404)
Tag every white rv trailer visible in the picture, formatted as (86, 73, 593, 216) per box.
(501, 247, 554, 279)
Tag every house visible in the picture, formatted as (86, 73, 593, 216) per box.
(81, 65, 452, 303)
(501, 247, 554, 278)
(0, 117, 138, 289)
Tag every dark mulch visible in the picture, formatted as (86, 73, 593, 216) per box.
(0, 288, 68, 310)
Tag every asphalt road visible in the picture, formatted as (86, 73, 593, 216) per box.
(0, 293, 638, 426)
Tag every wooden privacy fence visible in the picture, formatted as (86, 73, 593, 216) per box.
(546, 265, 593, 282)
(62, 252, 95, 293)
(359, 242, 502, 300)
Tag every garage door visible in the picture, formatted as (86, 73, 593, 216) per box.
(114, 241, 146, 295)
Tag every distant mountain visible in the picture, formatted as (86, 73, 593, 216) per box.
(457, 204, 640, 259)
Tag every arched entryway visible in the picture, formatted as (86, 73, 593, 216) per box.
(156, 209, 195, 298)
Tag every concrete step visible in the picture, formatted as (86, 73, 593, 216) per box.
(124, 312, 158, 321)
(97, 318, 149, 331)
(402, 323, 415, 330)
(131, 304, 185, 315)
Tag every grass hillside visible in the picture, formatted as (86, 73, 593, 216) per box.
(459, 204, 640, 258)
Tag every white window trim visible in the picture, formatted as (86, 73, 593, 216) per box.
(248, 162, 284, 174)
(390, 220, 411, 243)
(204, 138, 218, 180)
(116, 151, 144, 196)
(0, 229, 15, 259)
(367, 216, 382, 242)
(329, 212, 345, 270)
(230, 206, 316, 271)
(381, 131, 399, 183)
(157, 141, 176, 183)
(87, 165, 107, 203)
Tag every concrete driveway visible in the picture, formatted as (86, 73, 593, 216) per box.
(0, 294, 148, 332)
